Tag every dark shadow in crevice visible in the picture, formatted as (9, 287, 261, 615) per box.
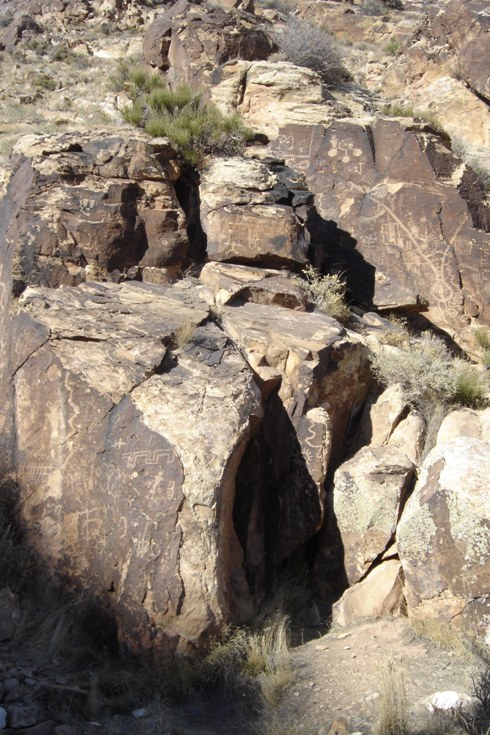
(306, 207, 376, 310)
(174, 165, 208, 263)
(233, 391, 347, 640)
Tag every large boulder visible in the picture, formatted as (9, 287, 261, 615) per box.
(332, 560, 405, 627)
(212, 61, 336, 138)
(330, 446, 415, 586)
(5, 131, 188, 291)
(426, 0, 490, 104)
(271, 118, 490, 344)
(200, 158, 312, 267)
(352, 384, 425, 464)
(397, 437, 490, 639)
(142, 0, 275, 90)
(8, 280, 263, 654)
(436, 407, 490, 446)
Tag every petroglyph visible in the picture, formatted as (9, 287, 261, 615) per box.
(122, 448, 178, 469)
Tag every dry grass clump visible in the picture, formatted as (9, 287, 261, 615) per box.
(294, 265, 350, 323)
(276, 18, 349, 87)
(474, 328, 490, 368)
(452, 139, 490, 192)
(375, 659, 409, 735)
(255, 0, 298, 13)
(409, 616, 469, 656)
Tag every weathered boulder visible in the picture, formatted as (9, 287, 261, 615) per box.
(5, 131, 187, 292)
(331, 445, 415, 586)
(199, 261, 308, 310)
(380, 0, 490, 175)
(271, 118, 490, 342)
(212, 61, 336, 137)
(397, 437, 490, 638)
(142, 0, 275, 90)
(352, 384, 425, 463)
(436, 407, 490, 446)
(221, 300, 370, 565)
(332, 560, 404, 627)
(200, 158, 312, 267)
(7, 280, 265, 653)
(426, 0, 490, 103)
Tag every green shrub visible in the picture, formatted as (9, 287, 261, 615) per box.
(276, 18, 349, 87)
(256, 0, 297, 13)
(294, 265, 350, 323)
(122, 82, 253, 165)
(475, 327, 490, 351)
(34, 73, 57, 91)
(371, 333, 488, 411)
(453, 367, 487, 407)
(384, 38, 402, 55)
(360, 0, 388, 16)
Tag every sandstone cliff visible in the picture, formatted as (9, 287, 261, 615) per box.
(0, 0, 489, 672)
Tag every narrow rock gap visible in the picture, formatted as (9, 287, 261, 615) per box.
(173, 164, 208, 263)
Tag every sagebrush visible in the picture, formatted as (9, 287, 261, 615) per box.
(294, 265, 350, 323)
(370, 332, 488, 411)
(276, 18, 349, 87)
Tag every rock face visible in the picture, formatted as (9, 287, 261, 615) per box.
(330, 446, 415, 586)
(379, 0, 490, 174)
(202, 264, 370, 580)
(200, 157, 312, 267)
(271, 119, 490, 341)
(142, 0, 275, 90)
(212, 61, 336, 137)
(397, 437, 490, 639)
(0, 129, 374, 651)
(353, 384, 425, 464)
(332, 560, 404, 627)
(426, 0, 490, 104)
(6, 131, 187, 291)
(9, 280, 262, 653)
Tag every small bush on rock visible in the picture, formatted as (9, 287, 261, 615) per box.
(276, 18, 349, 87)
(295, 265, 350, 323)
(370, 332, 488, 411)
(122, 78, 253, 166)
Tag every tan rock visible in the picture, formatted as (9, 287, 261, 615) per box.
(397, 437, 490, 639)
(142, 0, 274, 90)
(436, 408, 482, 446)
(354, 383, 408, 449)
(200, 157, 312, 267)
(212, 60, 335, 137)
(332, 446, 415, 585)
(388, 411, 425, 465)
(200, 262, 308, 310)
(332, 560, 404, 627)
(222, 301, 370, 562)
(9, 280, 266, 653)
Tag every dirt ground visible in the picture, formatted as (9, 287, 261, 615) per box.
(1, 616, 483, 735)
(274, 617, 481, 734)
